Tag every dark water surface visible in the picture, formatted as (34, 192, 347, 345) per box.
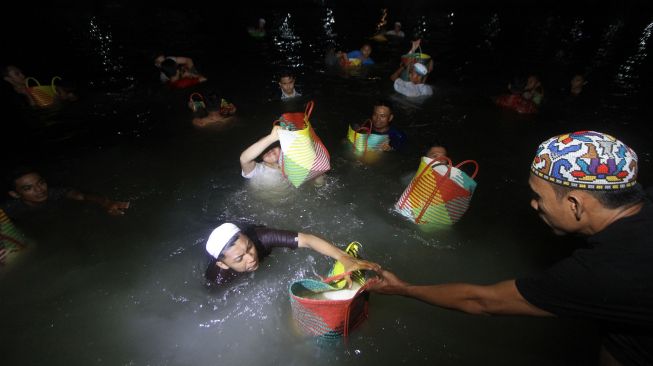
(2, 1, 653, 365)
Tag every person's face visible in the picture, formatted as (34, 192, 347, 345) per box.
(526, 76, 540, 89)
(361, 45, 372, 58)
(262, 146, 281, 165)
(279, 76, 295, 95)
(528, 174, 578, 235)
(371, 106, 393, 131)
(217, 233, 259, 272)
(10, 173, 49, 206)
(5, 66, 25, 83)
(426, 146, 447, 159)
(571, 75, 585, 88)
(409, 69, 422, 83)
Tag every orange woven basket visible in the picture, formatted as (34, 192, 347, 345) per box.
(25, 76, 61, 108)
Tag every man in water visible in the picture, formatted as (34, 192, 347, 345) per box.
(204, 223, 380, 287)
(368, 131, 652, 365)
(368, 100, 407, 151)
(2, 166, 130, 220)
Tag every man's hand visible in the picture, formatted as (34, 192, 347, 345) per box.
(366, 269, 409, 295)
(338, 256, 382, 288)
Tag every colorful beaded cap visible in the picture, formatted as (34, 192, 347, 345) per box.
(531, 131, 638, 190)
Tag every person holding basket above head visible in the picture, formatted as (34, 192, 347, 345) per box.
(204, 222, 381, 287)
(240, 125, 288, 187)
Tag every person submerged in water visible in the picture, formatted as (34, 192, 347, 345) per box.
(367, 99, 407, 152)
(240, 125, 325, 187)
(204, 222, 381, 287)
(188, 91, 236, 127)
(2, 65, 77, 108)
(2, 166, 130, 221)
(156, 55, 207, 89)
(277, 70, 301, 100)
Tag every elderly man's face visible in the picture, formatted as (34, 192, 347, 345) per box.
(528, 174, 579, 235)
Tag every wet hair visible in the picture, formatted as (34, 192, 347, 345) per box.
(5, 165, 38, 191)
(508, 76, 527, 94)
(260, 141, 281, 160)
(159, 58, 179, 78)
(426, 140, 447, 152)
(373, 99, 394, 112)
(551, 182, 646, 209)
(278, 70, 295, 81)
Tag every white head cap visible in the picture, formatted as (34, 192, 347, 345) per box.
(206, 223, 241, 259)
(413, 63, 428, 76)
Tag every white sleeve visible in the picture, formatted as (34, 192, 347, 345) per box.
(242, 163, 263, 179)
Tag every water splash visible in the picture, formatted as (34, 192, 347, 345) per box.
(273, 13, 304, 70)
(589, 19, 625, 72)
(614, 20, 653, 95)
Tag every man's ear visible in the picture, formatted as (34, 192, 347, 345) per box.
(216, 261, 230, 270)
(389, 113, 394, 122)
(8, 190, 20, 199)
(567, 192, 584, 221)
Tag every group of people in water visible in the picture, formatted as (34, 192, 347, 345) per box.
(2, 19, 651, 366)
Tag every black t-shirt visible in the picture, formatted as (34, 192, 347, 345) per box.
(516, 193, 653, 365)
(205, 226, 299, 285)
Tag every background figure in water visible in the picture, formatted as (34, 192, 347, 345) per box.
(338, 43, 375, 66)
(204, 222, 380, 287)
(188, 91, 236, 127)
(368, 130, 653, 366)
(278, 70, 302, 100)
(2, 166, 130, 221)
(2, 65, 77, 108)
(386, 21, 405, 38)
(154, 54, 207, 88)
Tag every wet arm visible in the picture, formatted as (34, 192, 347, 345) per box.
(66, 189, 130, 215)
(239, 126, 280, 174)
(370, 270, 551, 316)
(297, 233, 381, 274)
(390, 64, 405, 81)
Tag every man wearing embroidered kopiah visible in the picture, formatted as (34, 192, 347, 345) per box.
(368, 131, 653, 365)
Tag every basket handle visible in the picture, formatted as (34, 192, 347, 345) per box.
(455, 160, 479, 179)
(189, 92, 204, 103)
(25, 77, 41, 87)
(304, 100, 314, 122)
(396, 157, 452, 223)
(352, 119, 373, 153)
(0, 233, 28, 249)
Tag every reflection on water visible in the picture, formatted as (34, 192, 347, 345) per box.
(273, 13, 304, 70)
(615, 20, 653, 95)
